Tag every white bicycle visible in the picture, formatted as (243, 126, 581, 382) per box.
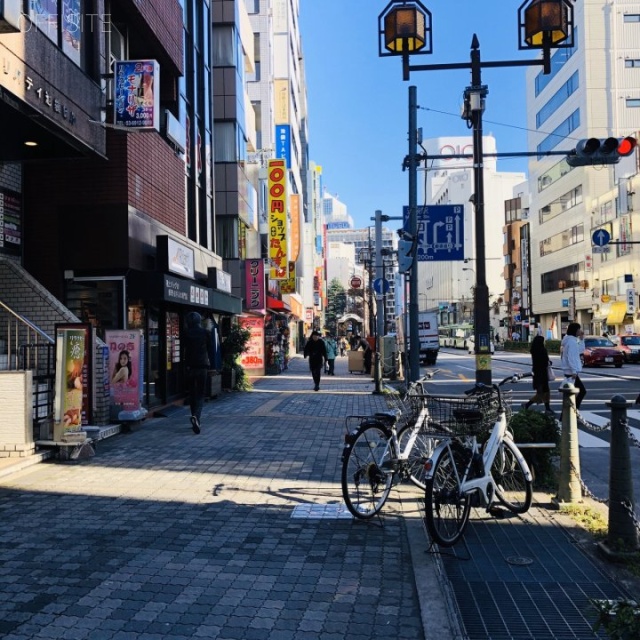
(340, 370, 440, 519)
(423, 374, 533, 547)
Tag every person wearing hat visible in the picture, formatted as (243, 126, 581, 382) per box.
(303, 330, 328, 391)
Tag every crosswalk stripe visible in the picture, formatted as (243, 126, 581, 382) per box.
(623, 410, 640, 442)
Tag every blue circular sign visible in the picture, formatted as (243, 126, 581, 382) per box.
(592, 229, 611, 247)
(373, 278, 390, 295)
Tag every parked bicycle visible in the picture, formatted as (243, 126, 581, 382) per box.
(423, 373, 533, 547)
(340, 370, 440, 519)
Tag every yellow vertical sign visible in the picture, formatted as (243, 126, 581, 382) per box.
(268, 159, 287, 279)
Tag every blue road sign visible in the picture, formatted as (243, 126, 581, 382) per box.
(373, 278, 390, 295)
(403, 204, 465, 261)
(592, 229, 611, 247)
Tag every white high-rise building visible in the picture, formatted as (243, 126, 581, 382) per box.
(526, 0, 640, 336)
(419, 136, 525, 322)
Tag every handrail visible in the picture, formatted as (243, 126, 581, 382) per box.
(0, 300, 54, 343)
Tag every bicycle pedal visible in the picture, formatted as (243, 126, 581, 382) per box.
(488, 505, 507, 518)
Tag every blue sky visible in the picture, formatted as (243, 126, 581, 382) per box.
(299, 0, 537, 229)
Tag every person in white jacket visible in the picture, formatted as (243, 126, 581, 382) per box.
(560, 322, 586, 409)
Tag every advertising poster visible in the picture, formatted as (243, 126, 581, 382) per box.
(105, 330, 143, 411)
(239, 316, 265, 370)
(0, 187, 22, 257)
(114, 60, 160, 130)
(54, 324, 92, 439)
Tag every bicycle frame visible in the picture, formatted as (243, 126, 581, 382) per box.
(425, 408, 532, 507)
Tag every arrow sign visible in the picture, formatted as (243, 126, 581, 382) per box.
(592, 229, 611, 247)
(373, 278, 390, 295)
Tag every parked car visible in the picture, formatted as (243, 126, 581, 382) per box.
(466, 335, 495, 355)
(581, 336, 624, 368)
(612, 334, 640, 363)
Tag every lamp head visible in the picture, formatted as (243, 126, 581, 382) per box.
(378, 0, 432, 57)
(518, 0, 574, 50)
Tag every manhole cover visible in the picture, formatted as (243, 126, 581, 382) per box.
(506, 555, 534, 566)
(291, 503, 353, 519)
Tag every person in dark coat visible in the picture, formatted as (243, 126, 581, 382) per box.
(523, 334, 554, 414)
(303, 330, 327, 391)
(358, 336, 373, 374)
(184, 311, 212, 433)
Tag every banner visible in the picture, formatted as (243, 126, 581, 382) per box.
(268, 159, 288, 279)
(105, 330, 144, 412)
(54, 324, 92, 439)
(289, 194, 300, 262)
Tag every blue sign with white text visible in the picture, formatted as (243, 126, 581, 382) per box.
(275, 124, 291, 168)
(403, 205, 465, 261)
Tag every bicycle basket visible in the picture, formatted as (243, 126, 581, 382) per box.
(385, 391, 426, 429)
(424, 391, 512, 436)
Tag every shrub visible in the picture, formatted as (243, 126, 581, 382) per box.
(509, 409, 560, 488)
(221, 323, 252, 391)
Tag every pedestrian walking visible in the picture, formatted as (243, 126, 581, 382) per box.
(523, 335, 554, 414)
(303, 330, 327, 391)
(184, 311, 212, 434)
(324, 333, 338, 375)
(357, 335, 373, 374)
(339, 337, 347, 357)
(561, 321, 586, 409)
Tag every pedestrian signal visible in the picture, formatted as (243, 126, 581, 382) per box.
(566, 136, 637, 167)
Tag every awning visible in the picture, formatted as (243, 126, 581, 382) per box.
(267, 295, 290, 312)
(606, 301, 627, 325)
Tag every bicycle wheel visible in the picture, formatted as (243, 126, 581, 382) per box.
(424, 446, 471, 547)
(341, 423, 396, 519)
(397, 423, 438, 490)
(491, 439, 532, 514)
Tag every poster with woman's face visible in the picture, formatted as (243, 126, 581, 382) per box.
(105, 330, 142, 410)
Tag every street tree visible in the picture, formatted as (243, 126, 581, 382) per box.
(325, 278, 347, 334)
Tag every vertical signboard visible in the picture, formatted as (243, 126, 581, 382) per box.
(275, 124, 291, 168)
(268, 159, 288, 279)
(280, 262, 296, 294)
(105, 330, 144, 414)
(53, 324, 92, 440)
(289, 194, 300, 262)
(114, 60, 160, 130)
(239, 316, 265, 371)
(245, 259, 265, 311)
(0, 187, 21, 257)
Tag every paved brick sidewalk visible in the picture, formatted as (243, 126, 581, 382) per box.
(0, 355, 445, 640)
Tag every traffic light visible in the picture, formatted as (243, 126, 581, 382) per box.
(566, 136, 637, 167)
(397, 229, 416, 273)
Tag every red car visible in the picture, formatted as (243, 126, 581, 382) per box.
(581, 336, 623, 368)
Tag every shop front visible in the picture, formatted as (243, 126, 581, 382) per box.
(265, 295, 291, 375)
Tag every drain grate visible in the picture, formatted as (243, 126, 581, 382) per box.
(290, 503, 353, 519)
(436, 513, 629, 639)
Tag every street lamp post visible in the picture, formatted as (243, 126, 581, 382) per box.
(378, 0, 574, 384)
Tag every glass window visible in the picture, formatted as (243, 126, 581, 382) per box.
(626, 98, 640, 108)
(623, 14, 640, 22)
(539, 224, 584, 257)
(536, 71, 579, 127)
(28, 0, 86, 68)
(535, 27, 578, 96)
(625, 59, 640, 67)
(537, 110, 580, 157)
(212, 25, 236, 66)
(214, 121, 236, 162)
(538, 185, 583, 224)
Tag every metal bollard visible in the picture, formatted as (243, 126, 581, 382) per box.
(605, 395, 639, 551)
(555, 381, 582, 505)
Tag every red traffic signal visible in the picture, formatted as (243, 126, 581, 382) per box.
(567, 136, 637, 167)
(617, 136, 637, 156)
